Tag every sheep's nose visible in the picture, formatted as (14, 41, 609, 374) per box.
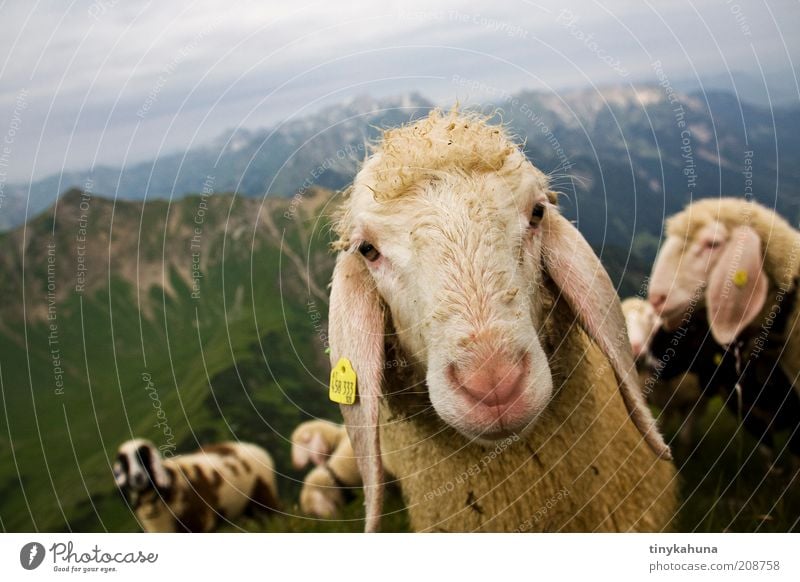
(630, 341, 643, 357)
(448, 353, 529, 407)
(649, 293, 667, 312)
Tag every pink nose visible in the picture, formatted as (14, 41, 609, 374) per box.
(448, 353, 529, 407)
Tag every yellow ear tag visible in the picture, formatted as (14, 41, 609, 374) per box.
(713, 353, 723, 366)
(329, 358, 357, 405)
(732, 269, 749, 288)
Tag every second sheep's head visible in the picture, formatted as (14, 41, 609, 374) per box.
(328, 110, 669, 529)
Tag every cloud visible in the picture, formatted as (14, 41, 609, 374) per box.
(0, 0, 797, 182)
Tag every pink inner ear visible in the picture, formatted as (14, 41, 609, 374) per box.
(307, 432, 331, 467)
(327, 252, 386, 532)
(542, 210, 671, 459)
(706, 226, 768, 345)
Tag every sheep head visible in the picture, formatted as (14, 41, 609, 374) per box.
(648, 198, 778, 345)
(113, 439, 171, 495)
(329, 110, 670, 531)
(621, 297, 661, 360)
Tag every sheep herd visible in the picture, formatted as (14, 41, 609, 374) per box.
(114, 110, 800, 532)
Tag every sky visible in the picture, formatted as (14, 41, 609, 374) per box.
(0, 0, 798, 182)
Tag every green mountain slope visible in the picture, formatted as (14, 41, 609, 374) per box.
(0, 187, 391, 532)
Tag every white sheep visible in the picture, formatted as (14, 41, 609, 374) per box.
(299, 433, 362, 518)
(113, 439, 279, 532)
(622, 297, 707, 445)
(290, 419, 347, 470)
(291, 419, 361, 518)
(328, 109, 675, 532)
(648, 197, 800, 459)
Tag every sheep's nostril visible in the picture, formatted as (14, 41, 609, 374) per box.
(449, 354, 529, 408)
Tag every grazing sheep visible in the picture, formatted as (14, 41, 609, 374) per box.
(291, 419, 347, 470)
(648, 198, 800, 457)
(299, 433, 362, 518)
(328, 109, 675, 532)
(113, 439, 279, 532)
(622, 297, 707, 445)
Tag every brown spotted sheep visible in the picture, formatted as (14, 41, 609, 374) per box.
(113, 439, 279, 532)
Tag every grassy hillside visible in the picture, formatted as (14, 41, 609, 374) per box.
(0, 187, 796, 533)
(0, 187, 411, 532)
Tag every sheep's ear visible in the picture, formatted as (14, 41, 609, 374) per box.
(706, 226, 768, 345)
(307, 432, 332, 467)
(542, 209, 672, 459)
(291, 431, 331, 470)
(328, 252, 385, 532)
(139, 444, 171, 490)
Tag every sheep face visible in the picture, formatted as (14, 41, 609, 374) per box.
(622, 297, 661, 359)
(648, 201, 768, 344)
(348, 169, 554, 440)
(113, 439, 170, 494)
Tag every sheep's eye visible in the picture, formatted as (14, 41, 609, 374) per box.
(529, 203, 545, 228)
(704, 239, 721, 249)
(358, 242, 381, 262)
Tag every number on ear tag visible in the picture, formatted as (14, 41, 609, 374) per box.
(329, 358, 357, 405)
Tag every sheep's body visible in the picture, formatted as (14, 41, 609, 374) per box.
(659, 198, 800, 387)
(380, 291, 676, 532)
(116, 440, 279, 533)
(299, 433, 362, 518)
(651, 199, 800, 456)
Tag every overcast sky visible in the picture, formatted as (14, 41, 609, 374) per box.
(0, 0, 798, 182)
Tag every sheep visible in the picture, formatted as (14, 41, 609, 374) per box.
(648, 197, 800, 459)
(327, 109, 675, 533)
(299, 432, 362, 518)
(290, 419, 347, 470)
(622, 297, 707, 445)
(290, 419, 362, 517)
(113, 439, 279, 532)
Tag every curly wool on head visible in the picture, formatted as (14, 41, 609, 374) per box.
(665, 197, 800, 292)
(333, 108, 549, 248)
